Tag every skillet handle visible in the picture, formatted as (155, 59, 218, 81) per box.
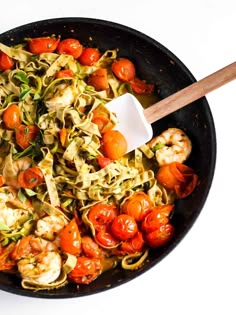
(144, 61, 236, 124)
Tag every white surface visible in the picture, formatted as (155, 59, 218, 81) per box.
(0, 1, 235, 314)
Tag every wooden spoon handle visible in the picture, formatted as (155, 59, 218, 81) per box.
(144, 61, 236, 124)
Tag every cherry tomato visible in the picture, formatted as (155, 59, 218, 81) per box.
(97, 155, 112, 168)
(101, 130, 127, 160)
(156, 162, 198, 198)
(88, 203, 118, 232)
(87, 68, 109, 91)
(145, 223, 175, 248)
(92, 109, 113, 133)
(60, 218, 81, 256)
(0, 51, 14, 71)
(141, 204, 174, 233)
(121, 191, 153, 221)
(0, 175, 5, 187)
(156, 163, 177, 190)
(120, 230, 145, 254)
(0, 243, 16, 271)
(111, 214, 138, 241)
(15, 125, 39, 150)
(17, 166, 44, 189)
(130, 77, 154, 94)
(57, 38, 83, 59)
(2, 104, 21, 129)
(28, 37, 60, 54)
(78, 48, 101, 66)
(68, 256, 102, 284)
(55, 69, 74, 79)
(81, 236, 104, 258)
(111, 58, 136, 82)
(95, 230, 119, 248)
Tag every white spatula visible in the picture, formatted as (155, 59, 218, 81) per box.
(107, 62, 236, 153)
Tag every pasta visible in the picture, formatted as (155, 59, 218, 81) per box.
(0, 37, 198, 291)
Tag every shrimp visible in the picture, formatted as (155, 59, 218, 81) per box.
(2, 156, 32, 189)
(11, 235, 62, 285)
(35, 215, 68, 241)
(17, 251, 62, 285)
(11, 235, 58, 261)
(148, 128, 192, 166)
(0, 187, 32, 229)
(46, 83, 78, 111)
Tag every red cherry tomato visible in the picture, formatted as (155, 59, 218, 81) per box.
(15, 125, 39, 150)
(17, 166, 44, 189)
(28, 37, 60, 54)
(55, 69, 74, 79)
(88, 203, 118, 232)
(121, 191, 153, 221)
(111, 214, 138, 241)
(81, 236, 104, 258)
(92, 109, 113, 134)
(156, 162, 198, 198)
(101, 130, 127, 160)
(57, 38, 83, 59)
(141, 204, 174, 233)
(0, 51, 14, 71)
(68, 256, 102, 284)
(145, 223, 175, 248)
(130, 77, 154, 94)
(2, 104, 21, 129)
(60, 218, 81, 256)
(95, 230, 119, 248)
(120, 230, 145, 254)
(97, 155, 112, 168)
(111, 58, 136, 82)
(78, 48, 101, 66)
(87, 68, 109, 91)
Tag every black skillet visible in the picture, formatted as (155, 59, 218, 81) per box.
(0, 17, 216, 298)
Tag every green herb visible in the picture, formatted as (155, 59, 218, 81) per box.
(51, 141, 58, 154)
(13, 131, 44, 161)
(17, 189, 27, 203)
(29, 177, 37, 183)
(23, 126, 29, 136)
(20, 86, 31, 100)
(14, 71, 29, 84)
(24, 188, 37, 196)
(0, 222, 10, 231)
(152, 143, 165, 152)
(33, 92, 41, 100)
(118, 82, 133, 95)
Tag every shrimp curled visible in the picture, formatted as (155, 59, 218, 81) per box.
(148, 128, 192, 166)
(17, 251, 62, 285)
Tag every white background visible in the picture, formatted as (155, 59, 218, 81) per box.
(0, 1, 235, 314)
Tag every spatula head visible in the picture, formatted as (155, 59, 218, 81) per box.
(106, 93, 153, 153)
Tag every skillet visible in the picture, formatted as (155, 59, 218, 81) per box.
(0, 17, 216, 298)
